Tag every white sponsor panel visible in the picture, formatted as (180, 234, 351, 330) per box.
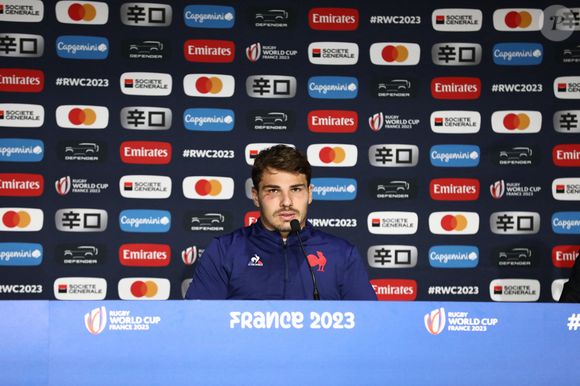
(0, 208, 43, 231)
(120, 72, 172, 96)
(55, 105, 109, 129)
(308, 42, 359, 65)
(367, 245, 418, 268)
(489, 211, 540, 234)
(489, 279, 540, 302)
(554, 76, 580, 99)
(552, 178, 580, 201)
(54, 277, 107, 300)
(367, 211, 418, 235)
(55, 1, 109, 24)
(369, 42, 420, 65)
(307, 144, 357, 167)
(0, 104, 44, 128)
(119, 175, 172, 199)
(551, 279, 568, 301)
(431, 9, 482, 32)
(244, 143, 294, 165)
(245, 178, 253, 199)
(492, 9, 543, 31)
(182, 176, 234, 199)
(181, 278, 192, 299)
(491, 111, 542, 134)
(0, 0, 44, 22)
(54, 208, 108, 232)
(429, 211, 479, 235)
(118, 277, 170, 300)
(430, 110, 480, 133)
(183, 74, 235, 97)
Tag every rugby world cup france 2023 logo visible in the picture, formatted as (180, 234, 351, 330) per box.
(84, 306, 107, 335)
(424, 307, 446, 335)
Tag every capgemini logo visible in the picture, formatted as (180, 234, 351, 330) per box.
(84, 306, 107, 335)
(424, 307, 446, 335)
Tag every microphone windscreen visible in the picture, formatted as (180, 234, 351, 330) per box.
(290, 219, 301, 233)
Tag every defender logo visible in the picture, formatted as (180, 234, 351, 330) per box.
(250, 110, 293, 131)
(373, 78, 415, 98)
(124, 39, 168, 60)
(58, 141, 106, 162)
(251, 8, 293, 28)
(185, 211, 231, 232)
(371, 179, 416, 199)
(496, 146, 535, 166)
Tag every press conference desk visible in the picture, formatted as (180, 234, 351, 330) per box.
(2, 300, 579, 386)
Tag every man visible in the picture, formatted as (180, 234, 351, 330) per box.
(185, 145, 377, 300)
(560, 256, 580, 302)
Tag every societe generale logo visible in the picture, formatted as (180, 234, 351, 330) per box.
(431, 9, 482, 32)
(308, 8, 359, 31)
(55, 1, 109, 25)
(493, 9, 543, 31)
(554, 77, 580, 99)
(119, 244, 170, 267)
(0, 68, 44, 92)
(370, 279, 417, 301)
(244, 143, 295, 165)
(0, 173, 43, 196)
(56, 105, 108, 129)
(182, 176, 234, 200)
(0, 208, 43, 231)
(491, 111, 542, 134)
(369, 42, 420, 65)
(430, 110, 481, 134)
(429, 178, 480, 201)
(429, 211, 479, 235)
(306, 144, 357, 167)
(552, 178, 580, 200)
(183, 73, 235, 97)
(120, 72, 172, 96)
(183, 39, 235, 63)
(431, 77, 481, 99)
(308, 110, 358, 133)
(118, 277, 170, 300)
(84, 306, 107, 335)
(424, 307, 446, 335)
(120, 141, 172, 164)
(0, 0, 44, 22)
(552, 245, 579, 268)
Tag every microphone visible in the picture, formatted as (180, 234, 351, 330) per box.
(290, 219, 320, 300)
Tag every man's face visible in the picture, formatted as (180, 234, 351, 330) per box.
(252, 168, 313, 238)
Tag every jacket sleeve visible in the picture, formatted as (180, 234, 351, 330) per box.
(560, 257, 580, 303)
(185, 238, 230, 299)
(340, 245, 377, 300)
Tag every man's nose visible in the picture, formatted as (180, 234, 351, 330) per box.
(280, 190, 293, 207)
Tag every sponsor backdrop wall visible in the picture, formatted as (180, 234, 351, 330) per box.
(1, 0, 579, 301)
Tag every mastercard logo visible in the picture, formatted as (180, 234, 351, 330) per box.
(319, 146, 346, 163)
(68, 108, 97, 125)
(195, 76, 223, 94)
(195, 179, 222, 196)
(2, 210, 32, 228)
(382, 45, 408, 62)
(504, 10, 532, 28)
(503, 113, 529, 130)
(67, 3, 97, 21)
(440, 214, 468, 231)
(130, 280, 158, 298)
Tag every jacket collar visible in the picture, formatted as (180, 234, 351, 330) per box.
(252, 218, 313, 245)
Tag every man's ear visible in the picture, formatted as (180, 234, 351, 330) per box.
(308, 184, 313, 205)
(251, 186, 260, 208)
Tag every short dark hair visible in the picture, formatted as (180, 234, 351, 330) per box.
(252, 145, 311, 188)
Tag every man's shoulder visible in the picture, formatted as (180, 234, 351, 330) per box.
(307, 226, 354, 249)
(212, 226, 253, 246)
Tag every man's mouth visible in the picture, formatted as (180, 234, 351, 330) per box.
(278, 211, 297, 221)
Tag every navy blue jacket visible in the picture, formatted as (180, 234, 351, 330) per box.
(185, 220, 377, 300)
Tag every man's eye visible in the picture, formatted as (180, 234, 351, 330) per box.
(291, 187, 303, 192)
(267, 189, 279, 193)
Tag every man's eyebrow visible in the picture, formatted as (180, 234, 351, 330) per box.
(261, 184, 281, 189)
(290, 183, 307, 188)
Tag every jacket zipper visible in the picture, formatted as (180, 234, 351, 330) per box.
(282, 239, 288, 298)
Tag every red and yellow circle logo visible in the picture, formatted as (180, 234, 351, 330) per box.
(194, 179, 223, 196)
(381, 45, 409, 63)
(503, 113, 530, 130)
(319, 146, 346, 164)
(2, 210, 31, 228)
(68, 3, 97, 21)
(440, 214, 468, 231)
(68, 108, 97, 125)
(504, 11, 532, 28)
(130, 280, 158, 298)
(195, 76, 223, 94)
